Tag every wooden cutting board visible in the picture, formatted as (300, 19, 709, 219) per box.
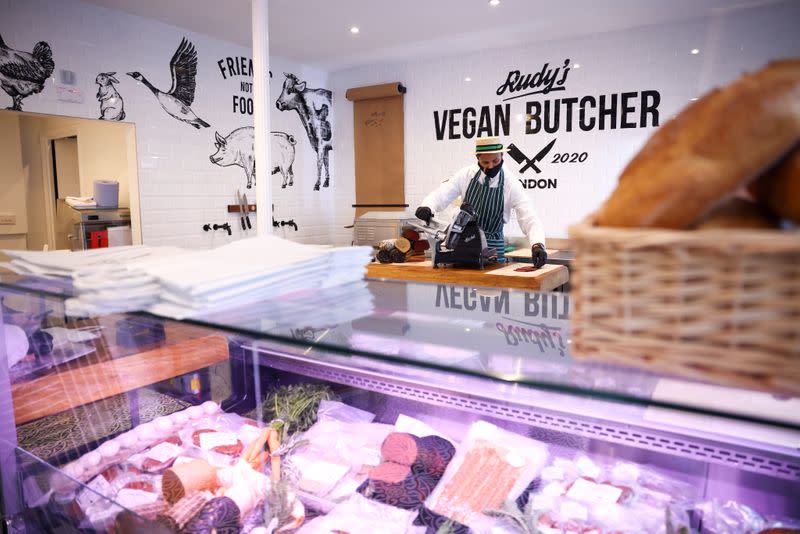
(505, 248, 560, 260)
(366, 260, 568, 291)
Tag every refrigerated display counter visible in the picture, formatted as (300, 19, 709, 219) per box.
(1, 274, 798, 533)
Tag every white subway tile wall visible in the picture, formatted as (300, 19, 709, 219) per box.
(329, 1, 800, 245)
(3, 0, 798, 249)
(1, 0, 333, 247)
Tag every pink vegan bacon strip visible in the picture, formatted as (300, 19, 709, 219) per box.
(431, 444, 523, 525)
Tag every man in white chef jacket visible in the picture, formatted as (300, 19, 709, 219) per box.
(415, 136, 547, 266)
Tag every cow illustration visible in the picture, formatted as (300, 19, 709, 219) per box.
(276, 73, 332, 191)
(209, 127, 297, 189)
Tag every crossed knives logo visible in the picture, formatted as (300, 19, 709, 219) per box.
(507, 138, 556, 174)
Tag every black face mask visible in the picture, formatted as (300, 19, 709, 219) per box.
(482, 160, 503, 178)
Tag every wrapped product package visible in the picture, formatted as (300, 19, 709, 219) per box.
(693, 499, 800, 534)
(290, 420, 395, 500)
(518, 455, 699, 534)
(178, 412, 252, 467)
(316, 400, 375, 424)
(423, 420, 549, 527)
(295, 493, 424, 534)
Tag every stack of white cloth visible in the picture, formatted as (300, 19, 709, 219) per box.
(64, 196, 97, 208)
(2, 236, 373, 320)
(208, 280, 375, 331)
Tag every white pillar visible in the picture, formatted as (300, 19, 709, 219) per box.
(252, 0, 272, 234)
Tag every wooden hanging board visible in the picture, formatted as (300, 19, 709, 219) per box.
(346, 82, 407, 218)
(227, 204, 257, 213)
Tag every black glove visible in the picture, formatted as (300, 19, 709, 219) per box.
(531, 243, 547, 268)
(415, 206, 433, 224)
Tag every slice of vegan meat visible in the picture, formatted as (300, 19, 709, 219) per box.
(369, 461, 410, 483)
(101, 464, 144, 481)
(100, 465, 121, 482)
(191, 429, 243, 456)
(122, 480, 155, 493)
(142, 458, 174, 472)
(565, 476, 635, 505)
(142, 436, 184, 472)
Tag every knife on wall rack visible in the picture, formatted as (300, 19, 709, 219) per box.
(242, 192, 252, 230)
(236, 190, 247, 230)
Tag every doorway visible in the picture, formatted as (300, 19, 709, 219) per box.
(49, 136, 80, 250)
(0, 109, 142, 254)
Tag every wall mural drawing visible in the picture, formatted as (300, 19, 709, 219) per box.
(276, 73, 332, 191)
(95, 72, 125, 120)
(127, 37, 210, 129)
(209, 126, 297, 190)
(271, 131, 297, 188)
(210, 127, 254, 189)
(0, 33, 54, 111)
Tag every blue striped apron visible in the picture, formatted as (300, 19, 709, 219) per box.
(464, 168, 506, 261)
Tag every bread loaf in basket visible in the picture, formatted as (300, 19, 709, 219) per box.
(569, 59, 800, 394)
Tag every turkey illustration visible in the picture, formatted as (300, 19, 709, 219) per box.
(127, 37, 210, 129)
(0, 33, 55, 111)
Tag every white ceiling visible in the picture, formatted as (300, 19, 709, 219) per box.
(80, 0, 773, 71)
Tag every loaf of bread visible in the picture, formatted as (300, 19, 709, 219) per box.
(748, 146, 800, 223)
(692, 197, 781, 230)
(596, 59, 800, 228)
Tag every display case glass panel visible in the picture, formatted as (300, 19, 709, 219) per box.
(2, 277, 799, 533)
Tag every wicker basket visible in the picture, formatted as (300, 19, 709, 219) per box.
(569, 219, 800, 395)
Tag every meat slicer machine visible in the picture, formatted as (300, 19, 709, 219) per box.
(408, 202, 496, 269)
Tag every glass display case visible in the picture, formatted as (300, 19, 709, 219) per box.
(1, 273, 798, 533)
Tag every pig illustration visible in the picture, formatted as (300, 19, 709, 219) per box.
(209, 127, 297, 189)
(271, 131, 296, 188)
(210, 127, 255, 188)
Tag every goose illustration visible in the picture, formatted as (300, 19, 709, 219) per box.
(0, 33, 55, 111)
(127, 37, 210, 129)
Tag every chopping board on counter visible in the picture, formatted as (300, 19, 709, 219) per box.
(366, 260, 568, 291)
(505, 247, 574, 265)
